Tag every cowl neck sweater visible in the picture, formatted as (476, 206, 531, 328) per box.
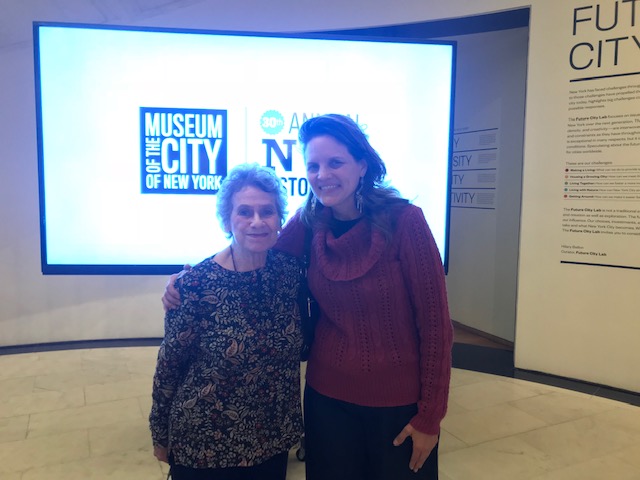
(313, 215, 387, 282)
(276, 205, 452, 435)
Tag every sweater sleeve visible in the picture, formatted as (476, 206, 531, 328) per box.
(149, 270, 201, 447)
(398, 206, 453, 434)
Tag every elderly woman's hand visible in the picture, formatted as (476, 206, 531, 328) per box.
(154, 445, 169, 463)
(161, 264, 191, 311)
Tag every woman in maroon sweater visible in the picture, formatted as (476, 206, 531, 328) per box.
(164, 114, 452, 480)
(278, 114, 452, 480)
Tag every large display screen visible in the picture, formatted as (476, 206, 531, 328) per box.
(34, 22, 455, 274)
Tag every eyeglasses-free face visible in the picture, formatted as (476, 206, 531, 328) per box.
(305, 135, 367, 221)
(226, 186, 281, 257)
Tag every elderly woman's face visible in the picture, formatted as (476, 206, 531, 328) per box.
(227, 186, 280, 254)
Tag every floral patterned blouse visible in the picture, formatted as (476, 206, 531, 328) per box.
(149, 250, 304, 468)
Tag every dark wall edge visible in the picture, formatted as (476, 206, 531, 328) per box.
(323, 8, 530, 38)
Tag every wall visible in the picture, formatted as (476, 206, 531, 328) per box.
(0, 0, 638, 395)
(0, 32, 179, 346)
(445, 27, 528, 343)
(514, 2, 640, 392)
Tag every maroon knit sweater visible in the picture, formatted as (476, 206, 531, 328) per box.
(276, 204, 452, 434)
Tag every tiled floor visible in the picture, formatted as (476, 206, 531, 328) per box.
(0, 346, 639, 479)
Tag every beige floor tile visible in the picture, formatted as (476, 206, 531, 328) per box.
(440, 436, 560, 480)
(442, 403, 547, 445)
(35, 365, 132, 392)
(618, 399, 640, 411)
(614, 443, 640, 469)
(0, 386, 85, 418)
(287, 449, 306, 480)
(89, 418, 152, 457)
(1, 346, 638, 479)
(0, 414, 29, 443)
(131, 371, 156, 382)
(0, 430, 90, 474)
(590, 406, 640, 439)
(449, 368, 496, 388)
(82, 347, 157, 374)
(445, 398, 471, 416)
(81, 347, 140, 365)
(0, 376, 35, 401)
(519, 411, 640, 467)
(28, 397, 144, 438)
(85, 377, 152, 405)
(510, 391, 620, 425)
(128, 362, 158, 378)
(514, 383, 616, 402)
(0, 473, 21, 480)
(125, 348, 159, 377)
(114, 345, 158, 360)
(139, 394, 153, 419)
(530, 454, 640, 479)
(0, 351, 83, 380)
(450, 378, 543, 411)
(500, 376, 572, 395)
(438, 429, 468, 454)
(20, 449, 165, 480)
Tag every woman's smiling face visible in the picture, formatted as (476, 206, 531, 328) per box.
(304, 135, 367, 220)
(227, 186, 280, 255)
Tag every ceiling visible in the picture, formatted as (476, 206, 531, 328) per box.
(1, 0, 208, 51)
(1, 1, 528, 54)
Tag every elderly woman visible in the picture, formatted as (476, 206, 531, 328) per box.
(149, 163, 303, 480)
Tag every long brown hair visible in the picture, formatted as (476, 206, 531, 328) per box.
(298, 114, 408, 239)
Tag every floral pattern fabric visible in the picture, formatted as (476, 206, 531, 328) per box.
(149, 250, 304, 468)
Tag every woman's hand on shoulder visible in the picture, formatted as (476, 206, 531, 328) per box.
(161, 264, 191, 311)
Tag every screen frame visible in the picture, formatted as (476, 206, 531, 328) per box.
(33, 21, 456, 275)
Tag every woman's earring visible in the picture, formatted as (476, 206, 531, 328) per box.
(310, 195, 317, 215)
(355, 177, 364, 214)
